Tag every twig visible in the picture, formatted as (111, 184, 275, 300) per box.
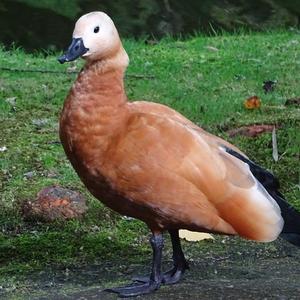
(278, 150, 287, 161)
(0, 66, 155, 79)
(126, 74, 155, 79)
(0, 66, 75, 74)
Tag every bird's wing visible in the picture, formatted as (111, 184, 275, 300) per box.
(129, 101, 247, 157)
(106, 110, 283, 241)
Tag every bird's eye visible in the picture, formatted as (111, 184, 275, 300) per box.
(94, 26, 100, 33)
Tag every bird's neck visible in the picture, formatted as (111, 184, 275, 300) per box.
(60, 47, 130, 171)
(70, 46, 129, 108)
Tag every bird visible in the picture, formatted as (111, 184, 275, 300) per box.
(58, 11, 300, 297)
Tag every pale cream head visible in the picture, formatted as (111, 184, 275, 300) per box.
(73, 12, 122, 61)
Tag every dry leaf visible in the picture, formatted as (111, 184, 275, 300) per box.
(179, 230, 214, 242)
(244, 96, 261, 109)
(227, 124, 275, 138)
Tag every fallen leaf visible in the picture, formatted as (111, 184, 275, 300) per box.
(179, 230, 214, 242)
(227, 124, 275, 137)
(244, 96, 261, 109)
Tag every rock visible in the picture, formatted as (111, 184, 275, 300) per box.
(22, 186, 87, 222)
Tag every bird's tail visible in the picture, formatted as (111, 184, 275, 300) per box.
(225, 147, 300, 247)
(271, 191, 300, 246)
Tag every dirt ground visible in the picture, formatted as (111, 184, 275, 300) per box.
(2, 237, 300, 300)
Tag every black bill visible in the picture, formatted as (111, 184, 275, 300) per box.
(58, 38, 89, 64)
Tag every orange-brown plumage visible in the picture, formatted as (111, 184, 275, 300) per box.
(60, 48, 282, 242)
(58, 11, 286, 296)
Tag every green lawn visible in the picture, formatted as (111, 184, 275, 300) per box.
(0, 31, 299, 288)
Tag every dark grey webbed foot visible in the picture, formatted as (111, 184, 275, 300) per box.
(105, 280, 161, 297)
(162, 262, 189, 284)
(105, 230, 189, 296)
(133, 261, 189, 285)
(133, 230, 189, 286)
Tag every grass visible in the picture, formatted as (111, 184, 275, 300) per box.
(0, 31, 299, 294)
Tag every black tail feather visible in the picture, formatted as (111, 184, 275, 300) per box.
(224, 147, 300, 247)
(269, 192, 300, 247)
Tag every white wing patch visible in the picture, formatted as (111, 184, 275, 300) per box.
(219, 146, 284, 241)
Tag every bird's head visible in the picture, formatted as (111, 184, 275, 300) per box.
(58, 12, 123, 64)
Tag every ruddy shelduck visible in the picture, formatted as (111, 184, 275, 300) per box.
(58, 12, 300, 297)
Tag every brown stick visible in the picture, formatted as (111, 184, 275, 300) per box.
(0, 67, 155, 79)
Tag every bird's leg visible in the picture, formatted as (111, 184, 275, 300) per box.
(162, 229, 189, 284)
(105, 231, 164, 297)
(134, 229, 189, 285)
